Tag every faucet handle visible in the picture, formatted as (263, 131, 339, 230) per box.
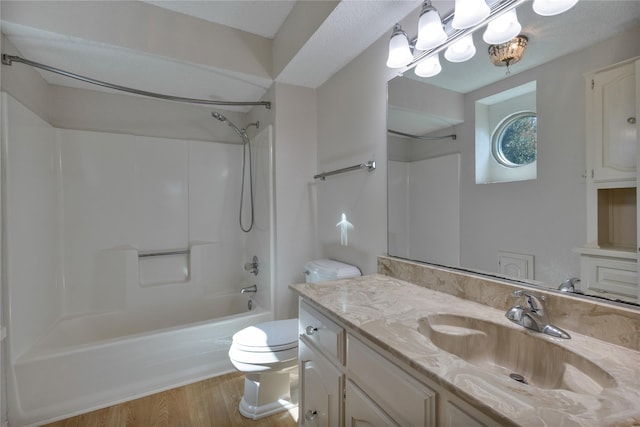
(512, 289, 545, 313)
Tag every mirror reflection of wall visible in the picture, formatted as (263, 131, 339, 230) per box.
(387, 5, 640, 304)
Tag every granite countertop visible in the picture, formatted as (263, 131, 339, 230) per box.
(290, 274, 640, 427)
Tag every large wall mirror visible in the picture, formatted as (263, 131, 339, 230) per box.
(387, 0, 640, 307)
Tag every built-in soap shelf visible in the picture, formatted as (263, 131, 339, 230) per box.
(138, 247, 191, 287)
(93, 243, 219, 311)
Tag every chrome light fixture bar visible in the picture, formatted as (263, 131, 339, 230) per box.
(406, 0, 529, 70)
(388, 0, 580, 78)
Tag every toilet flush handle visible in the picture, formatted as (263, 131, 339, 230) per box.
(305, 326, 318, 335)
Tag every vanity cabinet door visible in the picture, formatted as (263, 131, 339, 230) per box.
(588, 59, 637, 182)
(299, 339, 343, 427)
(444, 401, 488, 427)
(344, 381, 399, 427)
(346, 334, 437, 427)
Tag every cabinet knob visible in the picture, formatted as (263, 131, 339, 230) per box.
(305, 410, 318, 421)
(305, 326, 318, 335)
(628, 117, 636, 124)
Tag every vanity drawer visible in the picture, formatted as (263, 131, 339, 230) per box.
(299, 300, 345, 365)
(347, 334, 437, 427)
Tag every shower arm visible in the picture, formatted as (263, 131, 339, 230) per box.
(1, 54, 271, 109)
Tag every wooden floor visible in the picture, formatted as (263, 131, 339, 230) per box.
(43, 372, 298, 427)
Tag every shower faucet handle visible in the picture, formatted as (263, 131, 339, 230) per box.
(243, 255, 259, 275)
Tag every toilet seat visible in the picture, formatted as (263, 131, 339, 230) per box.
(229, 346, 298, 366)
(229, 318, 299, 368)
(231, 318, 298, 351)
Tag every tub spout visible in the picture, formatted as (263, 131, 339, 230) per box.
(241, 284, 257, 294)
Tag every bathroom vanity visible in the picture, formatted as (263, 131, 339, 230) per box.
(291, 257, 640, 426)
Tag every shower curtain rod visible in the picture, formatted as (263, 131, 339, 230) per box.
(1, 54, 271, 109)
(388, 129, 456, 141)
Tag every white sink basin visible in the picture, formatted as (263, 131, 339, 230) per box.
(418, 313, 616, 396)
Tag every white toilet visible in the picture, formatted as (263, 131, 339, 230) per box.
(228, 259, 361, 419)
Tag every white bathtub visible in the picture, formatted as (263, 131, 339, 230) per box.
(8, 293, 272, 426)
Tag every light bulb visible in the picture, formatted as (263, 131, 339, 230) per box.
(483, 9, 521, 44)
(533, 0, 579, 16)
(416, 4, 447, 51)
(386, 24, 413, 68)
(452, 0, 490, 29)
(415, 54, 442, 77)
(444, 34, 476, 62)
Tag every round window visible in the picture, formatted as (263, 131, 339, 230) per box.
(491, 111, 537, 167)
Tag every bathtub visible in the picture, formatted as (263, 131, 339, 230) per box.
(8, 293, 272, 426)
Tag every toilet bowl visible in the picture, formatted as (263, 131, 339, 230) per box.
(228, 318, 299, 419)
(229, 259, 361, 420)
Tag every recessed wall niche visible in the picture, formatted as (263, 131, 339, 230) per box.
(597, 187, 637, 249)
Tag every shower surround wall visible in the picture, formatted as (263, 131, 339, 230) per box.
(2, 92, 273, 424)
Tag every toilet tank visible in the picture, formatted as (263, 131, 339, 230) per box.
(304, 259, 361, 283)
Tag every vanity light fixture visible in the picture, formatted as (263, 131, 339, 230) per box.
(416, 1, 448, 51)
(483, 8, 521, 44)
(452, 0, 491, 29)
(386, 23, 414, 68)
(387, 0, 579, 78)
(488, 35, 528, 74)
(444, 34, 477, 62)
(532, 0, 580, 16)
(414, 53, 442, 77)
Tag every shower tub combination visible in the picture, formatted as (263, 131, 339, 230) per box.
(10, 295, 271, 425)
(3, 93, 275, 425)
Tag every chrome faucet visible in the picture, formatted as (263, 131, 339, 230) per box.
(505, 290, 571, 339)
(558, 277, 582, 293)
(240, 284, 257, 294)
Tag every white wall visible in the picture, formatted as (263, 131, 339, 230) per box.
(1, 35, 50, 121)
(272, 83, 317, 319)
(2, 93, 61, 361)
(316, 33, 396, 274)
(58, 128, 249, 315)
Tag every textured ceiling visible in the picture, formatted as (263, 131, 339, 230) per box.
(140, 1, 297, 38)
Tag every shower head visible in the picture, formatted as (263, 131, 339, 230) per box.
(211, 111, 227, 122)
(211, 111, 245, 140)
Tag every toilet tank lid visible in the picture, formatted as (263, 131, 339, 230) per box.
(232, 318, 298, 348)
(304, 259, 361, 279)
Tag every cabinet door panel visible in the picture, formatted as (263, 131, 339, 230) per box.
(345, 381, 398, 427)
(299, 339, 342, 427)
(445, 401, 487, 427)
(591, 60, 637, 181)
(347, 335, 436, 426)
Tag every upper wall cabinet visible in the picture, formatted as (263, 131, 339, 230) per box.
(587, 58, 638, 183)
(578, 58, 639, 303)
